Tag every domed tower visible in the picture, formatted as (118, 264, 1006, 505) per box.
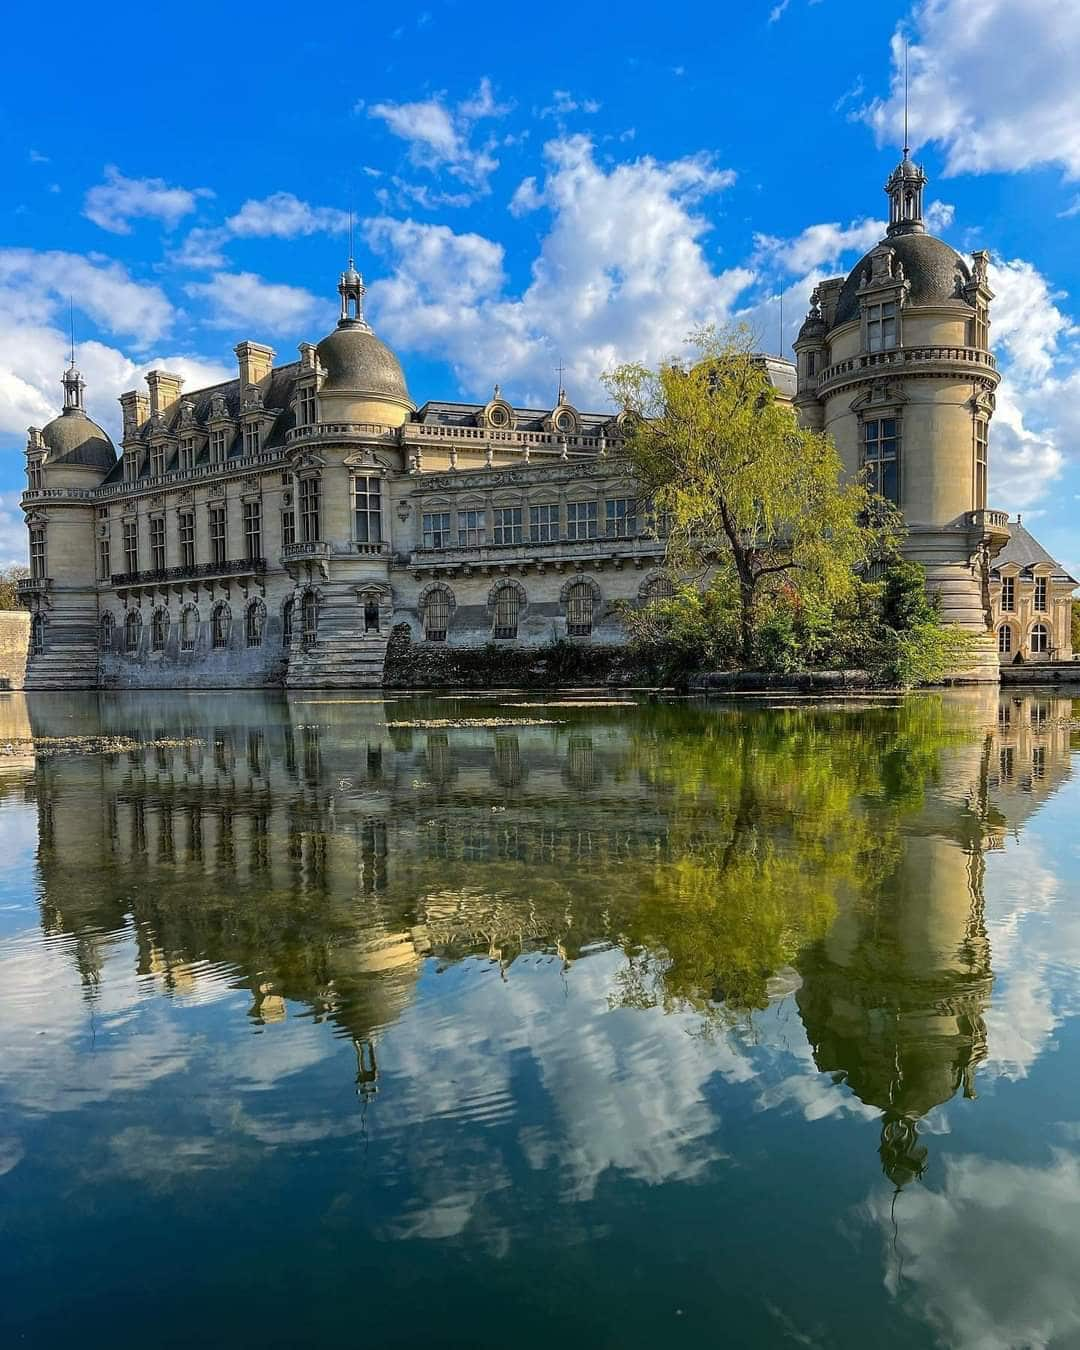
(795, 152, 1008, 680)
(21, 360, 118, 688)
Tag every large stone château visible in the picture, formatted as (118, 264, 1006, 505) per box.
(17, 150, 1075, 687)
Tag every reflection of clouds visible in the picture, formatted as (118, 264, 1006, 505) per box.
(223, 1020, 336, 1092)
(864, 1150, 1080, 1350)
(0, 1135, 25, 1176)
(756, 1037, 880, 1124)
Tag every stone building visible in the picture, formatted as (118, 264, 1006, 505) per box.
(16, 149, 1074, 688)
(988, 519, 1076, 664)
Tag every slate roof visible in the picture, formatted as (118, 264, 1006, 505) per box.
(834, 232, 973, 327)
(992, 522, 1076, 583)
(40, 408, 117, 470)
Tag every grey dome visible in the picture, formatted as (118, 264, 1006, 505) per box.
(834, 233, 972, 327)
(40, 408, 116, 470)
(316, 322, 412, 404)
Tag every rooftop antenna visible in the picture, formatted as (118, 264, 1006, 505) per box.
(903, 39, 910, 156)
(348, 207, 355, 267)
(555, 357, 566, 403)
(778, 281, 784, 355)
(69, 295, 75, 367)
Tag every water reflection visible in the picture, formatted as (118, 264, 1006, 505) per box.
(0, 687, 1077, 1347)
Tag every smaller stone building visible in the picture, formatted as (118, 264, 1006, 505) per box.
(989, 520, 1076, 665)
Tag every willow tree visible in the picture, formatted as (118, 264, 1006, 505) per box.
(604, 327, 884, 667)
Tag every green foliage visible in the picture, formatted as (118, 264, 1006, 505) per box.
(1072, 598, 1080, 653)
(873, 562, 980, 686)
(0, 565, 28, 611)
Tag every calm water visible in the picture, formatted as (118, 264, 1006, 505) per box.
(1, 688, 1078, 1349)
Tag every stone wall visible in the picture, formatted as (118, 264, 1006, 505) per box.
(0, 611, 29, 690)
(382, 624, 636, 688)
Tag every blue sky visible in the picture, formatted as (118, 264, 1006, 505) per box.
(2, 0, 1079, 572)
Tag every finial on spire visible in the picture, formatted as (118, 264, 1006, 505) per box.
(69, 295, 76, 369)
(555, 358, 567, 405)
(903, 39, 910, 158)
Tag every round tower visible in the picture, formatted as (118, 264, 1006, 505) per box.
(794, 153, 1009, 680)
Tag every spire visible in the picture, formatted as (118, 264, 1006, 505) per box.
(61, 302, 85, 412)
(885, 39, 928, 236)
(337, 242, 371, 331)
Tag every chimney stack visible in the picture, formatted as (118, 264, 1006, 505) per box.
(145, 370, 184, 418)
(119, 389, 151, 437)
(235, 341, 275, 390)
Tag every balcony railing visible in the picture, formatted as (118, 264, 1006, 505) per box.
(285, 422, 398, 446)
(815, 345, 999, 391)
(968, 508, 1011, 531)
(110, 558, 267, 587)
(406, 532, 666, 569)
(16, 577, 51, 595)
(282, 541, 332, 561)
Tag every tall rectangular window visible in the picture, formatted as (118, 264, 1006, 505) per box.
(244, 500, 262, 560)
(281, 508, 296, 549)
(179, 511, 195, 568)
(353, 475, 382, 544)
(458, 508, 485, 547)
(422, 511, 451, 549)
(299, 477, 321, 543)
(605, 497, 637, 539)
(27, 459, 44, 490)
(974, 421, 988, 510)
(210, 428, 227, 464)
(863, 419, 900, 504)
(125, 449, 139, 482)
(99, 536, 111, 580)
(866, 301, 898, 353)
(149, 515, 166, 571)
(29, 529, 46, 579)
(123, 519, 138, 573)
(150, 444, 165, 478)
(209, 505, 227, 564)
(180, 438, 196, 472)
(1001, 575, 1015, 612)
(493, 507, 523, 545)
(1035, 576, 1048, 611)
(243, 422, 260, 456)
(297, 386, 317, 427)
(530, 503, 559, 543)
(567, 500, 598, 541)
(805, 350, 817, 378)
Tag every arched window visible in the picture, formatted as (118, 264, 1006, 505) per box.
(180, 606, 198, 652)
(151, 607, 169, 652)
(30, 612, 45, 655)
(566, 581, 594, 636)
(1031, 623, 1050, 654)
(998, 624, 1013, 654)
(301, 590, 318, 649)
(125, 609, 141, 654)
(245, 601, 265, 649)
(642, 575, 676, 605)
(493, 584, 521, 639)
(282, 598, 295, 649)
(100, 613, 115, 652)
(211, 603, 231, 650)
(423, 587, 450, 642)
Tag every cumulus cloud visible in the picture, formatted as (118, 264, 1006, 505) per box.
(84, 166, 213, 235)
(367, 77, 511, 197)
(0, 492, 28, 567)
(753, 217, 884, 275)
(538, 90, 601, 120)
(184, 272, 333, 335)
(0, 248, 171, 342)
(364, 135, 746, 404)
(861, 0, 1080, 179)
(225, 192, 350, 239)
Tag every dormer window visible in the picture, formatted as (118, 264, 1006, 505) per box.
(180, 437, 196, 472)
(1001, 575, 1015, 612)
(27, 459, 44, 491)
(210, 428, 227, 464)
(554, 408, 576, 434)
(244, 423, 260, 456)
(866, 302, 897, 353)
(150, 444, 166, 477)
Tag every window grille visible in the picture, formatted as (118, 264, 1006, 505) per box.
(1031, 623, 1049, 654)
(150, 516, 166, 571)
(493, 585, 521, 639)
(424, 588, 450, 642)
(245, 602, 264, 648)
(1001, 575, 1015, 612)
(212, 604, 231, 649)
(123, 520, 138, 573)
(605, 497, 636, 538)
(1034, 576, 1048, 612)
(566, 581, 594, 636)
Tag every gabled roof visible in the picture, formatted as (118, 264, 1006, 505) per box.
(992, 522, 1077, 584)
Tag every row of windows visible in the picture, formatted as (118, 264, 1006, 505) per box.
(420, 498, 641, 550)
(101, 594, 319, 654)
(998, 622, 1052, 655)
(105, 503, 268, 576)
(999, 575, 1050, 613)
(132, 425, 259, 482)
(418, 575, 675, 642)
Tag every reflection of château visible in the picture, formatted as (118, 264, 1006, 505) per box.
(14, 690, 1075, 1120)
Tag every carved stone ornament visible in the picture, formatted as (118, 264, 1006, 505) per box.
(209, 482, 225, 498)
(178, 488, 194, 503)
(396, 500, 412, 521)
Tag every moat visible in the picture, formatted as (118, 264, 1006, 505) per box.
(1, 688, 1078, 1348)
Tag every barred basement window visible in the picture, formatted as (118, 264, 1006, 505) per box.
(282, 598, 294, 648)
(567, 500, 597, 540)
(423, 588, 450, 642)
(457, 508, 485, 547)
(180, 606, 198, 652)
(210, 429, 228, 463)
(301, 591, 318, 648)
(179, 511, 196, 568)
(1001, 575, 1015, 612)
(605, 497, 636, 539)
(244, 500, 262, 560)
(151, 608, 169, 652)
(422, 511, 451, 549)
(566, 581, 594, 636)
(30, 613, 45, 655)
(493, 585, 521, 639)
(299, 477, 321, 543)
(493, 507, 523, 545)
(150, 516, 166, 571)
(863, 419, 900, 504)
(123, 520, 138, 573)
(642, 576, 676, 605)
(353, 475, 382, 545)
(245, 601, 264, 648)
(211, 603, 231, 649)
(100, 613, 114, 652)
(29, 529, 47, 579)
(530, 503, 559, 543)
(209, 505, 227, 565)
(125, 610, 141, 654)
(1034, 576, 1048, 612)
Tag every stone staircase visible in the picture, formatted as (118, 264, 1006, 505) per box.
(24, 637, 100, 690)
(284, 593, 390, 688)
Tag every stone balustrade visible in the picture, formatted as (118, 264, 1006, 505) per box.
(815, 345, 999, 394)
(110, 558, 267, 588)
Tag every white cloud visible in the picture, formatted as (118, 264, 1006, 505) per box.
(185, 271, 333, 335)
(364, 135, 746, 404)
(861, 0, 1080, 179)
(84, 165, 213, 235)
(0, 248, 171, 342)
(990, 256, 1076, 381)
(768, 0, 790, 22)
(925, 198, 955, 232)
(169, 227, 230, 270)
(539, 90, 601, 120)
(753, 217, 884, 275)
(0, 492, 28, 568)
(367, 78, 510, 196)
(225, 192, 350, 239)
